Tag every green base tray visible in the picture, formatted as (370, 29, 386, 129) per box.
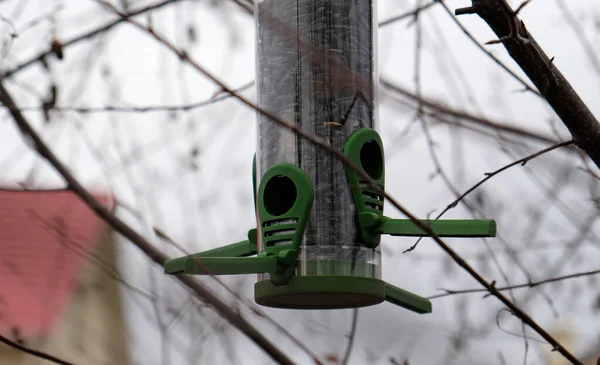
(255, 276, 385, 309)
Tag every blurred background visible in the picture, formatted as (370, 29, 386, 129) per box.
(0, 0, 599, 364)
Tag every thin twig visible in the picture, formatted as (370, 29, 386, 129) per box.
(0, 334, 75, 365)
(410, 16, 543, 352)
(429, 266, 600, 299)
(380, 79, 561, 146)
(2, 0, 185, 79)
(514, 0, 532, 15)
(341, 309, 359, 365)
(0, 81, 254, 114)
(378, 1, 437, 28)
(437, 140, 574, 221)
(555, 0, 600, 83)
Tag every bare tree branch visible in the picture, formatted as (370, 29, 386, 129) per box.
(1, 0, 185, 79)
(380, 79, 564, 146)
(0, 81, 295, 365)
(456, 0, 600, 170)
(438, 140, 574, 222)
(555, 0, 600, 82)
(439, 0, 540, 97)
(0, 81, 254, 114)
(378, 1, 437, 27)
(403, 139, 573, 253)
(341, 309, 359, 365)
(0, 333, 75, 365)
(430, 266, 600, 299)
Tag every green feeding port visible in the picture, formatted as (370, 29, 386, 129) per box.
(344, 128, 386, 249)
(263, 175, 297, 216)
(163, 128, 497, 314)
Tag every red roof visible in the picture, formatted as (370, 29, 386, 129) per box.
(0, 190, 113, 337)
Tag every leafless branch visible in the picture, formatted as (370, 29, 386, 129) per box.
(378, 1, 438, 27)
(514, 0, 532, 15)
(440, 0, 540, 96)
(430, 266, 600, 299)
(1, 0, 185, 79)
(0, 333, 74, 365)
(438, 139, 574, 221)
(380, 79, 563, 147)
(0, 81, 295, 365)
(555, 0, 600, 82)
(457, 0, 600, 171)
(0, 81, 254, 114)
(341, 309, 359, 365)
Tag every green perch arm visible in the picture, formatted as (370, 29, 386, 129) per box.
(183, 256, 279, 275)
(359, 212, 496, 238)
(164, 229, 258, 274)
(380, 217, 496, 238)
(384, 283, 432, 314)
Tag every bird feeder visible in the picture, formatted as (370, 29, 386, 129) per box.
(164, 0, 496, 313)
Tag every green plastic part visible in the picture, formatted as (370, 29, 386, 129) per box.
(384, 283, 432, 314)
(164, 163, 312, 285)
(255, 276, 386, 309)
(162, 142, 497, 314)
(164, 229, 258, 274)
(193, 230, 258, 258)
(257, 163, 314, 254)
(344, 128, 497, 246)
(183, 254, 280, 275)
(343, 128, 385, 248)
(379, 217, 496, 237)
(257, 163, 314, 285)
(163, 257, 188, 274)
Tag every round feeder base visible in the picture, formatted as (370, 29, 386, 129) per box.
(254, 276, 385, 309)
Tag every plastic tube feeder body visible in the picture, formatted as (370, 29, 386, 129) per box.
(256, 0, 380, 283)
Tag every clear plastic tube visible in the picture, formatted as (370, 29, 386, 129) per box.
(255, 0, 380, 280)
